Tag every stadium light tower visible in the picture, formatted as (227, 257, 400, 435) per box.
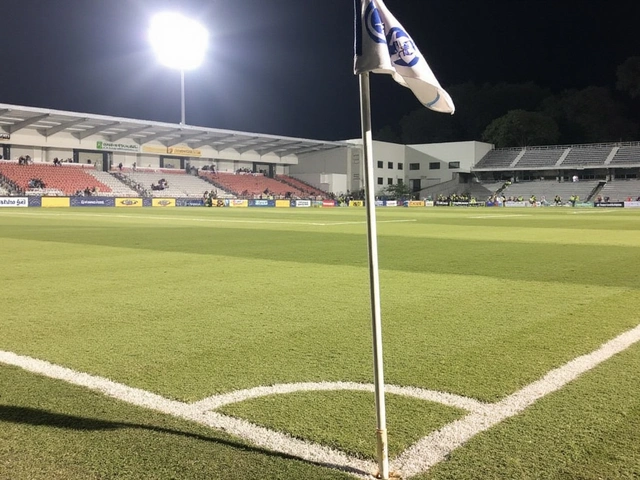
(149, 12, 209, 125)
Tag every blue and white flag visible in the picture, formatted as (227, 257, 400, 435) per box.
(354, 0, 455, 114)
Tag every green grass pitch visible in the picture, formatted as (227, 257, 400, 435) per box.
(0, 207, 639, 478)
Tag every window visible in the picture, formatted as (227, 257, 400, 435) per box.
(429, 162, 441, 170)
(387, 178, 393, 185)
(397, 163, 403, 170)
(397, 178, 403, 185)
(388, 162, 393, 169)
(409, 163, 420, 170)
(377, 161, 383, 168)
(448, 161, 460, 169)
(377, 177, 383, 185)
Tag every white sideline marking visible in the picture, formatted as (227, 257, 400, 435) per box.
(467, 214, 530, 219)
(1, 322, 639, 478)
(0, 210, 414, 228)
(392, 322, 640, 478)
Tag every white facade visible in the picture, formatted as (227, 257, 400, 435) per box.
(294, 140, 493, 195)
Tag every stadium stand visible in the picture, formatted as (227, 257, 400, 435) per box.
(609, 145, 640, 165)
(465, 181, 505, 200)
(514, 148, 566, 169)
(0, 185, 7, 196)
(118, 168, 227, 198)
(501, 180, 599, 201)
(200, 172, 308, 198)
(560, 146, 614, 166)
(0, 161, 111, 196)
(86, 170, 139, 197)
(473, 149, 521, 169)
(598, 180, 640, 201)
(275, 175, 327, 197)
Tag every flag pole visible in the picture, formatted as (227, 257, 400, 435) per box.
(359, 71, 389, 480)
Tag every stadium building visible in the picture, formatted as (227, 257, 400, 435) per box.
(1, 102, 639, 203)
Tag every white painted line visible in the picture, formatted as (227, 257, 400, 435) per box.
(1, 322, 639, 478)
(392, 322, 640, 478)
(0, 210, 413, 228)
(191, 382, 487, 414)
(467, 214, 530, 219)
(0, 351, 375, 478)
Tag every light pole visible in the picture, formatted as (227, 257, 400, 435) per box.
(149, 12, 209, 125)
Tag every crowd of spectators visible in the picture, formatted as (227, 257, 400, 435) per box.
(73, 186, 99, 196)
(151, 178, 169, 191)
(28, 178, 45, 188)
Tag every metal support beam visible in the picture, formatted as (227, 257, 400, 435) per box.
(6, 114, 50, 134)
(73, 122, 120, 140)
(37, 118, 88, 137)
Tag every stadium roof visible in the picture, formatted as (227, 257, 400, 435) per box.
(0, 103, 348, 157)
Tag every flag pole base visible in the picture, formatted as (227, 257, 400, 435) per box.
(375, 428, 389, 479)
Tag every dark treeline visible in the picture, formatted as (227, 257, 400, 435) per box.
(375, 56, 640, 148)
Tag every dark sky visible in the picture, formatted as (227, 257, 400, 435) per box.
(0, 0, 637, 141)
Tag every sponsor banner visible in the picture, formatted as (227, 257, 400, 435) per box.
(435, 200, 450, 206)
(452, 201, 470, 207)
(116, 197, 143, 207)
(28, 197, 42, 207)
(167, 146, 202, 157)
(386, 200, 398, 207)
(229, 199, 248, 208)
(425, 201, 434, 207)
(176, 198, 205, 207)
(96, 141, 139, 153)
(321, 200, 336, 208)
(41, 197, 70, 208)
(350, 200, 365, 207)
(595, 202, 624, 208)
(405, 200, 424, 208)
(70, 197, 115, 207)
(624, 201, 640, 208)
(249, 199, 275, 207)
(505, 201, 527, 208)
(291, 199, 312, 208)
(375, 200, 385, 207)
(0, 197, 28, 207)
(0, 133, 10, 140)
(152, 198, 176, 207)
(142, 145, 168, 154)
(276, 199, 291, 208)
(575, 202, 593, 208)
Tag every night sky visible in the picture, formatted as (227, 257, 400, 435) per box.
(0, 0, 637, 141)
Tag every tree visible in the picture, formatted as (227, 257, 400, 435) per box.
(381, 182, 413, 199)
(482, 110, 560, 147)
(617, 56, 640, 99)
(373, 125, 401, 143)
(543, 87, 638, 143)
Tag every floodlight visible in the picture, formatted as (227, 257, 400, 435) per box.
(149, 12, 209, 124)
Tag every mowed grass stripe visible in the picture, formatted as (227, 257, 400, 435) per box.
(1, 232, 638, 401)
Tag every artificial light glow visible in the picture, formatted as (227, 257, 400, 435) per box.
(149, 12, 208, 71)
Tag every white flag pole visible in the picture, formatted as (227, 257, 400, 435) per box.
(359, 71, 389, 480)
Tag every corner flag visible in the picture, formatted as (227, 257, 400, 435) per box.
(354, 0, 455, 114)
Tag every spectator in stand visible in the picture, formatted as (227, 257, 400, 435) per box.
(118, 162, 123, 171)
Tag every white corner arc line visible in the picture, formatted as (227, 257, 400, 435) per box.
(191, 382, 487, 413)
(1, 322, 639, 479)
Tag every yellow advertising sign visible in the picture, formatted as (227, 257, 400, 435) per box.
(116, 198, 143, 208)
(167, 146, 202, 157)
(275, 200, 291, 208)
(350, 200, 365, 207)
(229, 199, 248, 208)
(152, 198, 176, 207)
(41, 197, 70, 208)
(407, 200, 425, 207)
(142, 145, 168, 154)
